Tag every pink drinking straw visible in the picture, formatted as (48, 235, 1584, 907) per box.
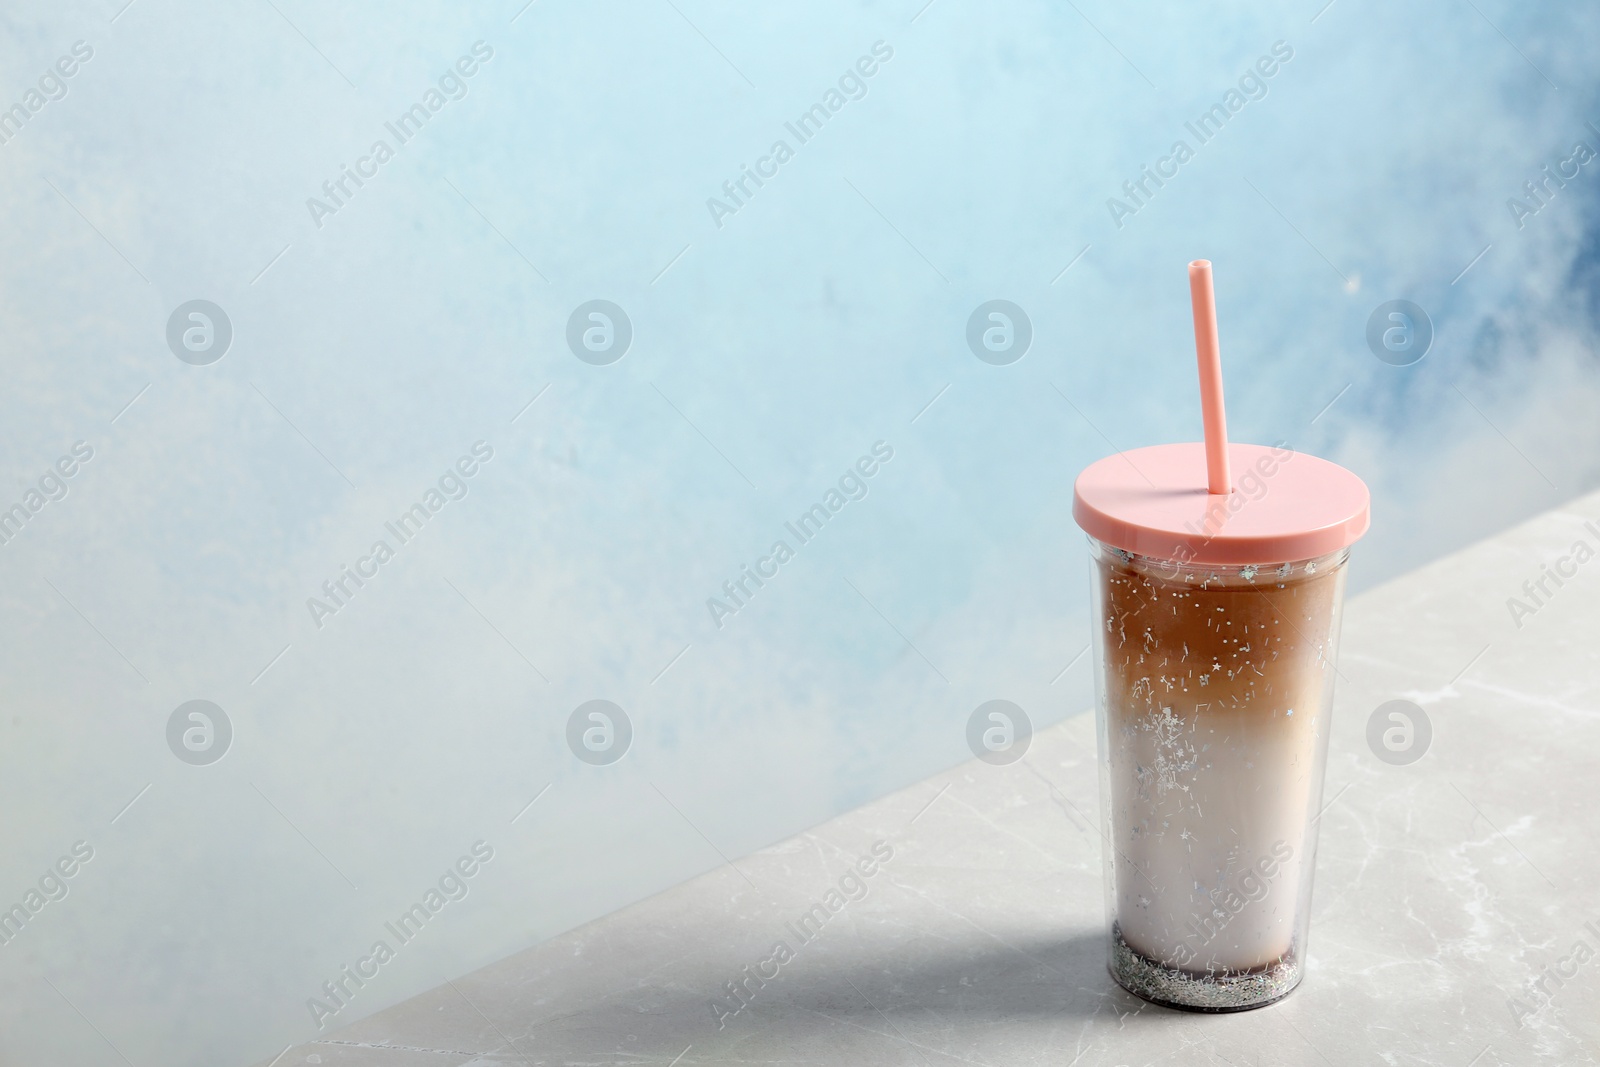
(1188, 260, 1232, 495)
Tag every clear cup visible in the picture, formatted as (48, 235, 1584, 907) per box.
(1088, 538, 1350, 1011)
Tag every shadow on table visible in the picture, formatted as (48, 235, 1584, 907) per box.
(768, 929, 1134, 1020)
(492, 930, 1142, 1054)
(440, 929, 1166, 1062)
(654, 927, 1147, 1034)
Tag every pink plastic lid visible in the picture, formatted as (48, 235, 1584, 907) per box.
(1072, 441, 1370, 565)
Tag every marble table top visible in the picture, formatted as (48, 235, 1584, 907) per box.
(266, 490, 1600, 1066)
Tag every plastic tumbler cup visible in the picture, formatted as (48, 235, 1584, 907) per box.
(1068, 262, 1371, 1010)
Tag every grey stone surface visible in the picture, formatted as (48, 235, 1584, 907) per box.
(266, 493, 1600, 1066)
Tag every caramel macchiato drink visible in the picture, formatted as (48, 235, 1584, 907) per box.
(1090, 542, 1347, 1008)
(1069, 261, 1370, 1010)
